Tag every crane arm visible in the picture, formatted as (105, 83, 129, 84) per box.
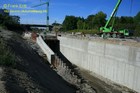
(32, 2, 49, 8)
(104, 0, 122, 28)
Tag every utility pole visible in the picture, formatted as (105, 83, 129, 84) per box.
(46, 2, 49, 31)
(33, 0, 50, 32)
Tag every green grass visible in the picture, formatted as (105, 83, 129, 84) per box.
(0, 38, 16, 67)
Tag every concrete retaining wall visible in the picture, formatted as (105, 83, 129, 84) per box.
(37, 36, 55, 64)
(58, 36, 140, 92)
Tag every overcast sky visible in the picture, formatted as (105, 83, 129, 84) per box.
(0, 0, 140, 24)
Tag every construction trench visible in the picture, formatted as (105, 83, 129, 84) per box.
(1, 30, 137, 93)
(35, 36, 96, 93)
(28, 34, 138, 93)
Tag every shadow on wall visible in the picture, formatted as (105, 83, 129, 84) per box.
(45, 38, 80, 72)
(44, 39, 74, 68)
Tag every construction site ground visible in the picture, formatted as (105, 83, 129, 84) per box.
(0, 29, 138, 93)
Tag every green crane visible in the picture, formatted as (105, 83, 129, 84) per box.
(100, 0, 129, 38)
(33, 0, 50, 32)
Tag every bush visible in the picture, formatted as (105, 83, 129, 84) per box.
(134, 24, 140, 36)
(0, 38, 16, 67)
(0, 14, 24, 34)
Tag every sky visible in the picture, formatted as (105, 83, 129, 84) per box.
(0, 0, 140, 25)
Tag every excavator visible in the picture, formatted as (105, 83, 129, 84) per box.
(100, 0, 129, 38)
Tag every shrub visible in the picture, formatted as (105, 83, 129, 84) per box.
(134, 24, 140, 36)
(0, 38, 16, 67)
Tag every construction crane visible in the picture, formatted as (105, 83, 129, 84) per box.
(33, 0, 50, 32)
(100, 0, 129, 38)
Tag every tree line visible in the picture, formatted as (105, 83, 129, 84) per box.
(0, 14, 24, 33)
(62, 11, 140, 36)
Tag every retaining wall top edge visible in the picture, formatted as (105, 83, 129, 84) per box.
(58, 36, 140, 48)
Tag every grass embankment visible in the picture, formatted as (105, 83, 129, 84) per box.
(0, 38, 16, 67)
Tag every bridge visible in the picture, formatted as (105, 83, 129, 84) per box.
(21, 24, 53, 30)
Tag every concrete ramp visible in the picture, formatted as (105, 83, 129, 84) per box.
(36, 36, 55, 64)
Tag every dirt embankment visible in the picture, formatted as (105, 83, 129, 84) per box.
(0, 29, 76, 93)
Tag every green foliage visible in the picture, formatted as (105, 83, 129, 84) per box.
(119, 16, 134, 24)
(134, 12, 140, 24)
(77, 18, 85, 30)
(112, 16, 135, 31)
(134, 24, 140, 36)
(52, 21, 61, 26)
(93, 11, 107, 27)
(85, 15, 95, 29)
(0, 38, 16, 67)
(0, 14, 23, 33)
(134, 12, 140, 36)
(62, 16, 78, 31)
(62, 11, 106, 33)
(62, 11, 140, 36)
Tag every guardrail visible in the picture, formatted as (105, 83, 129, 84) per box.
(36, 36, 55, 64)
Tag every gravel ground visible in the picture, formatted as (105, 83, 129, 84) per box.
(0, 67, 6, 93)
(79, 68, 137, 93)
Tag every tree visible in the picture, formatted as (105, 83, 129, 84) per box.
(134, 11, 140, 24)
(77, 20, 83, 30)
(62, 16, 78, 31)
(86, 15, 95, 29)
(93, 11, 107, 28)
(113, 16, 135, 31)
(0, 14, 23, 32)
(77, 17, 85, 30)
(52, 21, 61, 26)
(134, 12, 140, 36)
(134, 24, 140, 36)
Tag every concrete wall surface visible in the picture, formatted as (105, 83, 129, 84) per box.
(58, 36, 140, 92)
(37, 36, 55, 64)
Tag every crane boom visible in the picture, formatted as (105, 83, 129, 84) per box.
(32, 2, 48, 7)
(104, 0, 122, 28)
